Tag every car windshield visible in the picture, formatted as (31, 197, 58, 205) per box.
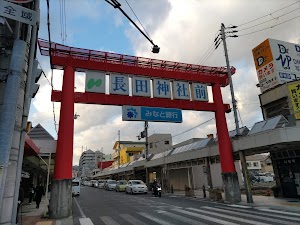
(132, 181, 144, 185)
(72, 182, 79, 186)
(118, 181, 127, 185)
(108, 181, 116, 184)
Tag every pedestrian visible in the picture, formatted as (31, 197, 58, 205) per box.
(16, 183, 24, 224)
(28, 184, 34, 204)
(34, 183, 45, 209)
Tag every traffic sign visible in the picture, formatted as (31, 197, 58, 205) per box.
(0, 0, 38, 26)
(122, 105, 182, 123)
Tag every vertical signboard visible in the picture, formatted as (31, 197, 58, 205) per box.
(253, 38, 300, 93)
(153, 79, 171, 98)
(110, 73, 129, 95)
(132, 76, 151, 97)
(288, 81, 300, 119)
(85, 71, 105, 93)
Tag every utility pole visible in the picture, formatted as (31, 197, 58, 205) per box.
(144, 121, 149, 161)
(220, 23, 253, 203)
(220, 23, 240, 136)
(118, 130, 120, 168)
(100, 147, 103, 172)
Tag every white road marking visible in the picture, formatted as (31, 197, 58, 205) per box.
(119, 214, 147, 225)
(257, 208, 300, 216)
(201, 206, 299, 225)
(73, 197, 86, 218)
(138, 212, 173, 225)
(217, 205, 300, 222)
(225, 204, 252, 208)
(79, 218, 94, 225)
(100, 216, 120, 225)
(157, 210, 207, 225)
(171, 208, 239, 225)
(189, 207, 271, 225)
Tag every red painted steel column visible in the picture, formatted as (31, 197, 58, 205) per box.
(54, 66, 74, 179)
(212, 83, 236, 173)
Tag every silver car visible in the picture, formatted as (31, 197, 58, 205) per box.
(125, 180, 147, 194)
(105, 180, 117, 191)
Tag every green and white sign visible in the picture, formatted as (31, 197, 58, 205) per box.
(85, 71, 105, 93)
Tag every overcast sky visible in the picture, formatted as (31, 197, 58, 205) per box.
(29, 0, 300, 165)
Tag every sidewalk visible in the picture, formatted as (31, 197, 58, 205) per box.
(20, 196, 73, 225)
(168, 189, 300, 212)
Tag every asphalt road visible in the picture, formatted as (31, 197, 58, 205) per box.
(73, 186, 300, 225)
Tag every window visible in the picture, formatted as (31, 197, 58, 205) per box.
(128, 153, 134, 156)
(246, 162, 251, 167)
(165, 141, 169, 145)
(150, 143, 153, 148)
(253, 162, 259, 167)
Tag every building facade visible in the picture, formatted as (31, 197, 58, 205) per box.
(79, 150, 104, 177)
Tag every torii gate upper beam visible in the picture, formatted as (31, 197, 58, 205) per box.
(38, 39, 235, 87)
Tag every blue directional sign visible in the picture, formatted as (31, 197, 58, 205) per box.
(122, 106, 182, 123)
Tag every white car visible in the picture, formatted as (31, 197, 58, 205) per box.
(125, 180, 147, 194)
(105, 180, 117, 190)
(97, 180, 105, 188)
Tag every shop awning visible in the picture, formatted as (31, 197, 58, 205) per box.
(24, 133, 39, 156)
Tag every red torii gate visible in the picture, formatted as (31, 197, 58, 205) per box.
(38, 39, 240, 217)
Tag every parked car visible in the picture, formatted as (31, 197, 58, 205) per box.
(72, 179, 80, 196)
(254, 173, 274, 182)
(97, 180, 106, 188)
(91, 180, 98, 187)
(125, 180, 147, 194)
(115, 180, 127, 192)
(105, 180, 117, 190)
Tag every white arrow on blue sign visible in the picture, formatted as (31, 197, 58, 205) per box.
(122, 106, 182, 123)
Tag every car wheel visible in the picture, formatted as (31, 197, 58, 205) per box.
(125, 189, 128, 194)
(131, 188, 133, 195)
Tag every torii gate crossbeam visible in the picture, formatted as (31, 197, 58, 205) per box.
(38, 39, 241, 218)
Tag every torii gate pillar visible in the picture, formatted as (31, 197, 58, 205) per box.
(213, 83, 241, 203)
(49, 66, 74, 218)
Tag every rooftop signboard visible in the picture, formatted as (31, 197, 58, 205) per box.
(252, 38, 300, 93)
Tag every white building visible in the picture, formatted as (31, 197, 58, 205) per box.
(79, 150, 104, 177)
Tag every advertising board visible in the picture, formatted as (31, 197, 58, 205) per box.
(252, 39, 300, 93)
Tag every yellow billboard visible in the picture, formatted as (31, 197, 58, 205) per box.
(288, 81, 300, 119)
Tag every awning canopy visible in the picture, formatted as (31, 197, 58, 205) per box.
(24, 133, 39, 156)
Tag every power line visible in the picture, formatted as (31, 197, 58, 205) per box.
(124, 0, 152, 41)
(46, 0, 58, 134)
(146, 117, 216, 147)
(238, 7, 300, 32)
(238, 14, 300, 37)
(237, 0, 300, 27)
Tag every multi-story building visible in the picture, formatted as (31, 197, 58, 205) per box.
(79, 150, 104, 177)
(148, 134, 172, 154)
(112, 141, 145, 167)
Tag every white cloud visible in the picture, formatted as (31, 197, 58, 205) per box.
(31, 0, 300, 165)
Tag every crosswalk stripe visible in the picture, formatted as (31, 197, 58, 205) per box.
(200, 206, 299, 225)
(99, 216, 120, 225)
(171, 208, 239, 225)
(257, 208, 300, 216)
(79, 218, 94, 225)
(216, 205, 300, 222)
(156, 210, 207, 225)
(225, 204, 252, 208)
(188, 207, 271, 225)
(138, 212, 173, 225)
(119, 214, 147, 225)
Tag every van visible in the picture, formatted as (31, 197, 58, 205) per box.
(72, 180, 80, 196)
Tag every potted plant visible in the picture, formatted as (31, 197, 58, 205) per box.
(271, 185, 281, 197)
(208, 188, 222, 201)
(184, 185, 194, 197)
